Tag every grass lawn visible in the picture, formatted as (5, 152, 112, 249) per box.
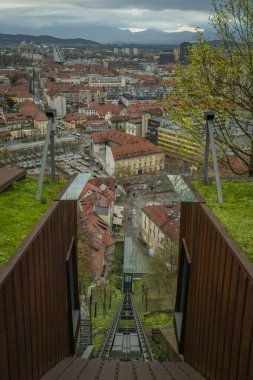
(0, 176, 66, 268)
(132, 278, 175, 361)
(194, 180, 253, 262)
(91, 285, 122, 356)
(114, 242, 124, 275)
(132, 278, 176, 320)
(91, 286, 122, 329)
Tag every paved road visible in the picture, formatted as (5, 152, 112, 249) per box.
(119, 187, 178, 267)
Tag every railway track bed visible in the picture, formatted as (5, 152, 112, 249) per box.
(99, 291, 154, 362)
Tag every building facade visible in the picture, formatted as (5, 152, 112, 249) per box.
(158, 126, 204, 163)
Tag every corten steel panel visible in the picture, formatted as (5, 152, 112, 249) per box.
(179, 201, 253, 380)
(237, 284, 253, 379)
(13, 265, 27, 380)
(0, 168, 26, 193)
(20, 255, 33, 379)
(0, 291, 9, 380)
(4, 275, 19, 379)
(33, 237, 43, 378)
(0, 199, 79, 380)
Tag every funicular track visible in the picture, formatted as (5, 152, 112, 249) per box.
(99, 292, 154, 362)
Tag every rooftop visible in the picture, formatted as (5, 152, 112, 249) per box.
(142, 203, 180, 241)
(111, 140, 163, 160)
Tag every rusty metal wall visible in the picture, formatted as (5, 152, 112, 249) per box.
(179, 201, 253, 380)
(0, 200, 78, 380)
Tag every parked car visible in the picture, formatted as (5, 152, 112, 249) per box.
(143, 184, 148, 190)
(156, 180, 162, 186)
(131, 208, 137, 215)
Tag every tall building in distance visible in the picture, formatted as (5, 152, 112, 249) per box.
(159, 51, 175, 65)
(179, 42, 192, 64)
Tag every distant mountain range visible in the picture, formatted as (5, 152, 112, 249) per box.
(94, 27, 201, 45)
(0, 28, 216, 47)
(0, 33, 100, 47)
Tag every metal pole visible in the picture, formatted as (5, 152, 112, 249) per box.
(208, 120, 223, 204)
(203, 124, 210, 184)
(50, 121, 56, 181)
(36, 118, 52, 200)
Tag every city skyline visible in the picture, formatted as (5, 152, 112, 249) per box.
(0, 0, 215, 43)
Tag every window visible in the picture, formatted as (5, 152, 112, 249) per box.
(174, 239, 191, 354)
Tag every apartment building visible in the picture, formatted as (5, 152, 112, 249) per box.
(2, 101, 48, 139)
(88, 74, 125, 87)
(91, 130, 164, 177)
(79, 86, 105, 104)
(46, 91, 67, 117)
(20, 101, 48, 135)
(79, 176, 116, 278)
(158, 126, 204, 163)
(3, 113, 34, 139)
(125, 119, 142, 137)
(141, 203, 180, 253)
(105, 140, 165, 178)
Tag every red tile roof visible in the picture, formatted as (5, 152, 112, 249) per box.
(20, 101, 48, 122)
(142, 203, 180, 241)
(63, 112, 86, 122)
(92, 130, 141, 145)
(78, 177, 116, 278)
(111, 140, 163, 160)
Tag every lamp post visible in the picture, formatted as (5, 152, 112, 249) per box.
(203, 111, 223, 204)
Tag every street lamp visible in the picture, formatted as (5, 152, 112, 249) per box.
(203, 111, 223, 203)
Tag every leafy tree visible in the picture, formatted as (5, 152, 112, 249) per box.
(5, 96, 16, 112)
(150, 240, 178, 306)
(164, 0, 253, 176)
(78, 223, 93, 295)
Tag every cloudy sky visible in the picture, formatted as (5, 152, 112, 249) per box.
(0, 0, 215, 41)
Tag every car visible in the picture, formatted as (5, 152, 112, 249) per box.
(143, 184, 148, 190)
(156, 180, 162, 186)
(131, 208, 137, 215)
(138, 185, 142, 190)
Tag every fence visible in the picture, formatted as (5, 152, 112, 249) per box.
(176, 198, 253, 380)
(0, 199, 79, 380)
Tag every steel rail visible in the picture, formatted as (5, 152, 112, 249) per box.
(130, 293, 154, 362)
(99, 293, 126, 359)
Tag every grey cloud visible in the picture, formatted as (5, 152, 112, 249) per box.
(0, 0, 214, 40)
(66, 0, 212, 12)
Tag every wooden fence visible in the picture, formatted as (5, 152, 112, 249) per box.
(176, 199, 253, 380)
(0, 199, 79, 380)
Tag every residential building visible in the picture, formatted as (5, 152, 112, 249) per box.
(141, 203, 180, 253)
(3, 112, 34, 139)
(105, 140, 165, 177)
(158, 126, 204, 163)
(46, 92, 66, 117)
(125, 119, 142, 137)
(88, 75, 125, 87)
(145, 116, 169, 145)
(78, 86, 105, 104)
(62, 112, 86, 129)
(20, 101, 48, 135)
(159, 52, 176, 65)
(78, 176, 116, 278)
